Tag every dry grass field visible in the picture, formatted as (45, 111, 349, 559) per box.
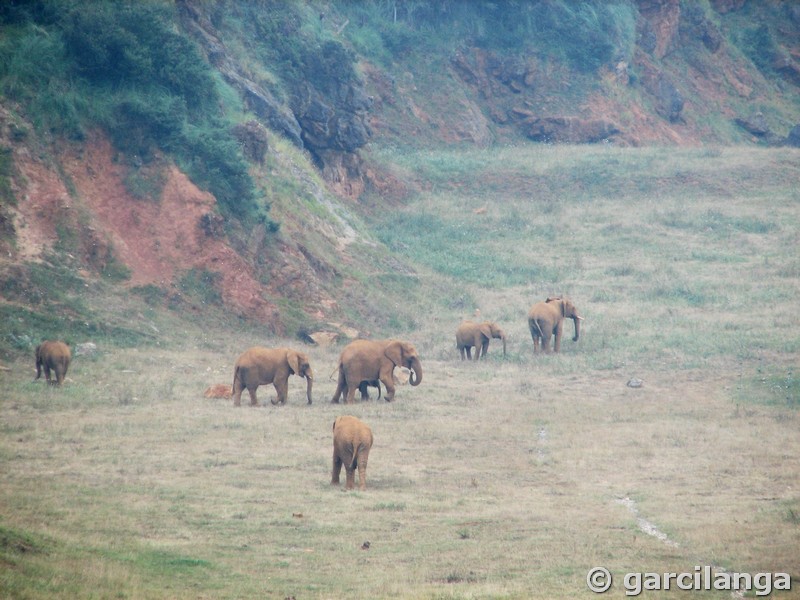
(2, 145, 799, 599)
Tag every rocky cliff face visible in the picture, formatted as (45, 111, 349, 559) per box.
(362, 0, 798, 148)
(178, 0, 373, 199)
(2, 0, 798, 337)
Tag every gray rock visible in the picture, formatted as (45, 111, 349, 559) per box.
(786, 125, 800, 147)
(74, 342, 98, 356)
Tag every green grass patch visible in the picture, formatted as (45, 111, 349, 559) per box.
(738, 369, 799, 409)
(375, 211, 558, 287)
(178, 268, 223, 307)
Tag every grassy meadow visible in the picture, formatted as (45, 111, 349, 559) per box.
(1, 145, 799, 599)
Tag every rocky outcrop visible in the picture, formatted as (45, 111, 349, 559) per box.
(232, 120, 269, 165)
(635, 55, 685, 123)
(451, 49, 537, 98)
(680, 4, 723, 53)
(637, 0, 681, 59)
(520, 116, 621, 144)
(773, 48, 800, 88)
(735, 112, 770, 137)
(176, 0, 302, 147)
(710, 0, 745, 14)
(734, 112, 786, 145)
(292, 75, 373, 162)
(178, 1, 372, 194)
(785, 125, 800, 147)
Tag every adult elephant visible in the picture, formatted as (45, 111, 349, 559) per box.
(455, 320, 507, 361)
(331, 415, 374, 491)
(331, 339, 422, 404)
(232, 347, 313, 406)
(527, 296, 583, 353)
(35, 340, 71, 386)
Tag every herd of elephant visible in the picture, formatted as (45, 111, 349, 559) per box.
(32, 296, 581, 490)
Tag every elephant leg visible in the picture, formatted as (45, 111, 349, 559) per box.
(331, 369, 345, 403)
(344, 381, 358, 404)
(273, 379, 288, 405)
(479, 341, 489, 360)
(331, 452, 343, 485)
(358, 381, 370, 401)
(530, 331, 540, 354)
(465, 347, 472, 360)
(381, 374, 396, 402)
(344, 465, 356, 490)
(43, 365, 52, 384)
(357, 453, 369, 490)
(551, 322, 562, 353)
(459, 347, 466, 360)
(247, 386, 259, 406)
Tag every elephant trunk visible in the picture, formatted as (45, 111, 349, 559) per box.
(305, 373, 313, 405)
(408, 358, 423, 386)
(572, 316, 581, 342)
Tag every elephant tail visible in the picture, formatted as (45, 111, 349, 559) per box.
(232, 365, 243, 391)
(348, 442, 369, 470)
(346, 443, 358, 470)
(529, 318, 544, 339)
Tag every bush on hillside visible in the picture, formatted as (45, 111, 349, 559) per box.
(0, 0, 268, 224)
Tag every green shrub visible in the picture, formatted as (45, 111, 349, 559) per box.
(178, 268, 223, 307)
(0, 0, 270, 227)
(733, 23, 779, 74)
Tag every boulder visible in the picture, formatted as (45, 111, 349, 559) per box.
(735, 112, 770, 136)
(307, 331, 339, 347)
(523, 117, 621, 144)
(786, 125, 800, 147)
(232, 120, 269, 164)
(74, 342, 98, 356)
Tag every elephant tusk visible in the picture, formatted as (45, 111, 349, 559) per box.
(576, 316, 585, 320)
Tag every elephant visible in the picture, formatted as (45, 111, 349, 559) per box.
(331, 339, 422, 404)
(527, 296, 583, 353)
(331, 415, 373, 491)
(455, 320, 507, 361)
(34, 340, 71, 386)
(231, 347, 313, 406)
(358, 380, 382, 401)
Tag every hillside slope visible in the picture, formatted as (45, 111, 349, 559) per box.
(1, 0, 798, 357)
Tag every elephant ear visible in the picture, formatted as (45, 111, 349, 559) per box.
(286, 350, 301, 375)
(478, 323, 492, 340)
(384, 340, 404, 366)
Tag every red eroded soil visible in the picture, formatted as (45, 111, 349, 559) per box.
(12, 132, 278, 324)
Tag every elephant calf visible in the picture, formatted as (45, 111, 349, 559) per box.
(232, 347, 313, 406)
(455, 320, 507, 361)
(331, 415, 373, 491)
(35, 340, 71, 386)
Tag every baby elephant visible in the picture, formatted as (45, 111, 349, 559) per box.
(35, 340, 71, 386)
(331, 415, 373, 491)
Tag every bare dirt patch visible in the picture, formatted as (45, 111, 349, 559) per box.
(12, 132, 279, 322)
